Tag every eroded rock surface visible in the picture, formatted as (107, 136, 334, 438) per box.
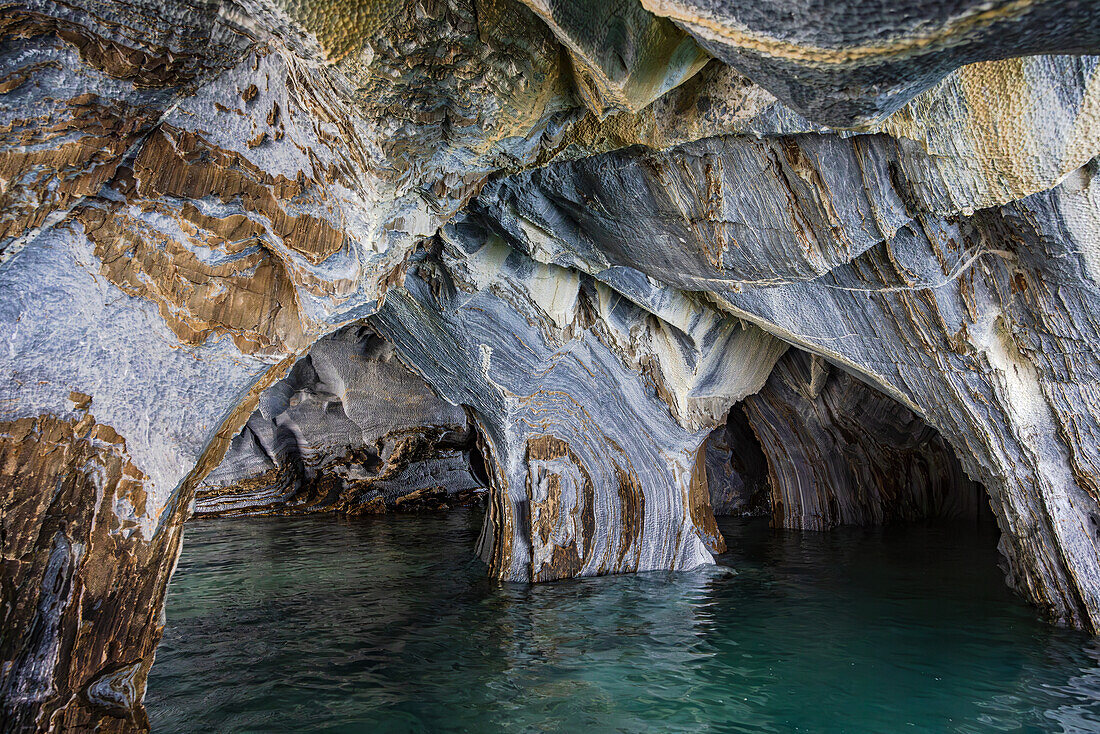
(195, 324, 487, 517)
(0, 401, 172, 732)
(474, 124, 1100, 629)
(3, 0, 1100, 730)
(370, 228, 786, 581)
(640, 0, 1100, 126)
(703, 404, 769, 517)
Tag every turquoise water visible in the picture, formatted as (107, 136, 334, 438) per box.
(147, 511, 1100, 733)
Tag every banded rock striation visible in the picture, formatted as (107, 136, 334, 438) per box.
(2, 0, 1100, 731)
(474, 124, 1100, 630)
(741, 350, 989, 530)
(639, 0, 1100, 126)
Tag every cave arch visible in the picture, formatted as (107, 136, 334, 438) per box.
(192, 323, 491, 519)
(4, 0, 1100, 728)
(712, 349, 994, 532)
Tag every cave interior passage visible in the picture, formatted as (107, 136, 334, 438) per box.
(194, 329, 999, 589)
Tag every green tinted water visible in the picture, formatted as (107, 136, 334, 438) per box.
(147, 511, 1100, 732)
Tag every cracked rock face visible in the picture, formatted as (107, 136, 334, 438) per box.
(3, 0, 1100, 730)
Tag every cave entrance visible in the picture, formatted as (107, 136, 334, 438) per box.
(705, 347, 996, 536)
(191, 322, 490, 520)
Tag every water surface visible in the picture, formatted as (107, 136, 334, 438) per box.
(147, 511, 1100, 732)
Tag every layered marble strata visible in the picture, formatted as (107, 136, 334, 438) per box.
(3, 0, 1100, 731)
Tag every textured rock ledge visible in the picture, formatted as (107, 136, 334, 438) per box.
(368, 228, 785, 581)
(2, 0, 1100, 730)
(640, 0, 1100, 126)
(195, 324, 487, 517)
(476, 125, 1100, 630)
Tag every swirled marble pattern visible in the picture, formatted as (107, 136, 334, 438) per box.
(3, 0, 1100, 730)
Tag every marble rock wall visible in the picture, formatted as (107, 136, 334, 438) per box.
(474, 120, 1100, 628)
(638, 0, 1100, 127)
(369, 225, 786, 582)
(194, 324, 487, 517)
(742, 350, 988, 531)
(4, 0, 1100, 730)
(703, 347, 989, 527)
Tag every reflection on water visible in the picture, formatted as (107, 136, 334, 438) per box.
(147, 511, 1100, 733)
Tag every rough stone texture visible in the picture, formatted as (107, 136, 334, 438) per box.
(640, 0, 1100, 126)
(0, 2, 599, 728)
(742, 350, 988, 530)
(470, 119, 1100, 630)
(369, 228, 786, 581)
(514, 0, 710, 116)
(3, 0, 1100, 730)
(195, 324, 487, 517)
(1, 403, 167, 732)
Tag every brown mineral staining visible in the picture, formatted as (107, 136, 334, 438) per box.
(640, 0, 1037, 66)
(192, 465, 297, 515)
(197, 433, 484, 517)
(687, 441, 725, 554)
(614, 464, 648, 566)
(241, 84, 259, 102)
(0, 409, 165, 732)
(526, 435, 596, 581)
(0, 11, 200, 88)
(486, 481, 515, 580)
(191, 321, 487, 524)
(526, 433, 570, 462)
(132, 128, 348, 265)
(68, 390, 92, 411)
(349, 495, 387, 515)
(59, 122, 354, 359)
(77, 198, 310, 357)
(478, 429, 516, 580)
(537, 540, 585, 582)
(275, 0, 387, 64)
(0, 358, 300, 729)
(534, 473, 563, 548)
(0, 95, 153, 245)
(0, 66, 33, 94)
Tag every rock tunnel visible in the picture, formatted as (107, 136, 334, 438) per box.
(3, 0, 1100, 730)
(196, 323, 996, 547)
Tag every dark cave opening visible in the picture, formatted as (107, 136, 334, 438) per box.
(706, 348, 996, 539)
(705, 402, 771, 518)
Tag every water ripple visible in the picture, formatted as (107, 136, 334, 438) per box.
(146, 512, 1100, 733)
